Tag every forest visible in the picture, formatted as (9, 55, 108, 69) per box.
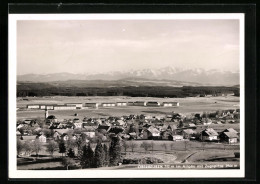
(17, 83, 239, 98)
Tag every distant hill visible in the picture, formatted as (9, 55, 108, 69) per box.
(17, 67, 239, 86)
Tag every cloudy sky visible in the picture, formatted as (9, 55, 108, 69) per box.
(17, 19, 240, 75)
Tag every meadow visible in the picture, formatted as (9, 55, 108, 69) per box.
(16, 95, 239, 121)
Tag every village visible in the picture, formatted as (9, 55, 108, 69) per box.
(16, 99, 240, 170)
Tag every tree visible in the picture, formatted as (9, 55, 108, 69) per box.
(67, 148, 75, 158)
(23, 141, 33, 156)
(32, 139, 42, 158)
(178, 121, 184, 128)
(79, 143, 94, 168)
(109, 136, 121, 166)
(62, 157, 76, 170)
(47, 140, 58, 156)
(94, 141, 105, 168)
(161, 142, 168, 151)
(103, 144, 109, 167)
(129, 140, 137, 152)
(59, 141, 66, 157)
(170, 142, 175, 150)
(17, 139, 23, 156)
(140, 141, 152, 153)
(122, 140, 129, 154)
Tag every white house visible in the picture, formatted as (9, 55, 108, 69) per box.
(53, 105, 77, 110)
(163, 102, 180, 107)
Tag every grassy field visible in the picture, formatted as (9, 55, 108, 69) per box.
(16, 95, 239, 120)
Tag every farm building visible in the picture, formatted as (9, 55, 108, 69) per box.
(200, 128, 219, 141)
(219, 132, 239, 144)
(162, 102, 180, 107)
(85, 103, 99, 109)
(146, 101, 160, 107)
(27, 104, 40, 109)
(53, 105, 77, 110)
(65, 103, 83, 109)
(134, 101, 147, 106)
(219, 128, 239, 144)
(101, 103, 116, 107)
(116, 102, 127, 106)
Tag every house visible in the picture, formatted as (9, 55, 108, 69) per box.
(219, 132, 239, 144)
(97, 125, 111, 132)
(200, 128, 219, 141)
(146, 101, 160, 107)
(142, 126, 161, 140)
(219, 128, 239, 144)
(27, 104, 40, 109)
(101, 103, 116, 107)
(172, 135, 184, 141)
(116, 102, 127, 106)
(163, 102, 179, 107)
(183, 129, 197, 139)
(36, 134, 47, 143)
(128, 132, 137, 139)
(161, 131, 173, 140)
(74, 122, 83, 129)
(85, 103, 99, 109)
(65, 103, 83, 109)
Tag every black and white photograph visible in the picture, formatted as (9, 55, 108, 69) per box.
(8, 13, 245, 178)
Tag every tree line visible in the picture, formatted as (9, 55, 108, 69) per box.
(17, 85, 239, 98)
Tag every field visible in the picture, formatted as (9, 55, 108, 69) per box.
(16, 95, 239, 120)
(17, 140, 239, 170)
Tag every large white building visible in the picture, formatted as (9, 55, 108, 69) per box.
(116, 102, 127, 106)
(65, 103, 83, 109)
(101, 103, 116, 107)
(53, 105, 77, 110)
(27, 104, 40, 109)
(162, 102, 180, 107)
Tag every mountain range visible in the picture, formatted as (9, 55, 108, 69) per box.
(17, 67, 239, 86)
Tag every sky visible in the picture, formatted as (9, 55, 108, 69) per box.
(17, 19, 240, 75)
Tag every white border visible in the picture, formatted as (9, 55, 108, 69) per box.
(8, 13, 245, 178)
